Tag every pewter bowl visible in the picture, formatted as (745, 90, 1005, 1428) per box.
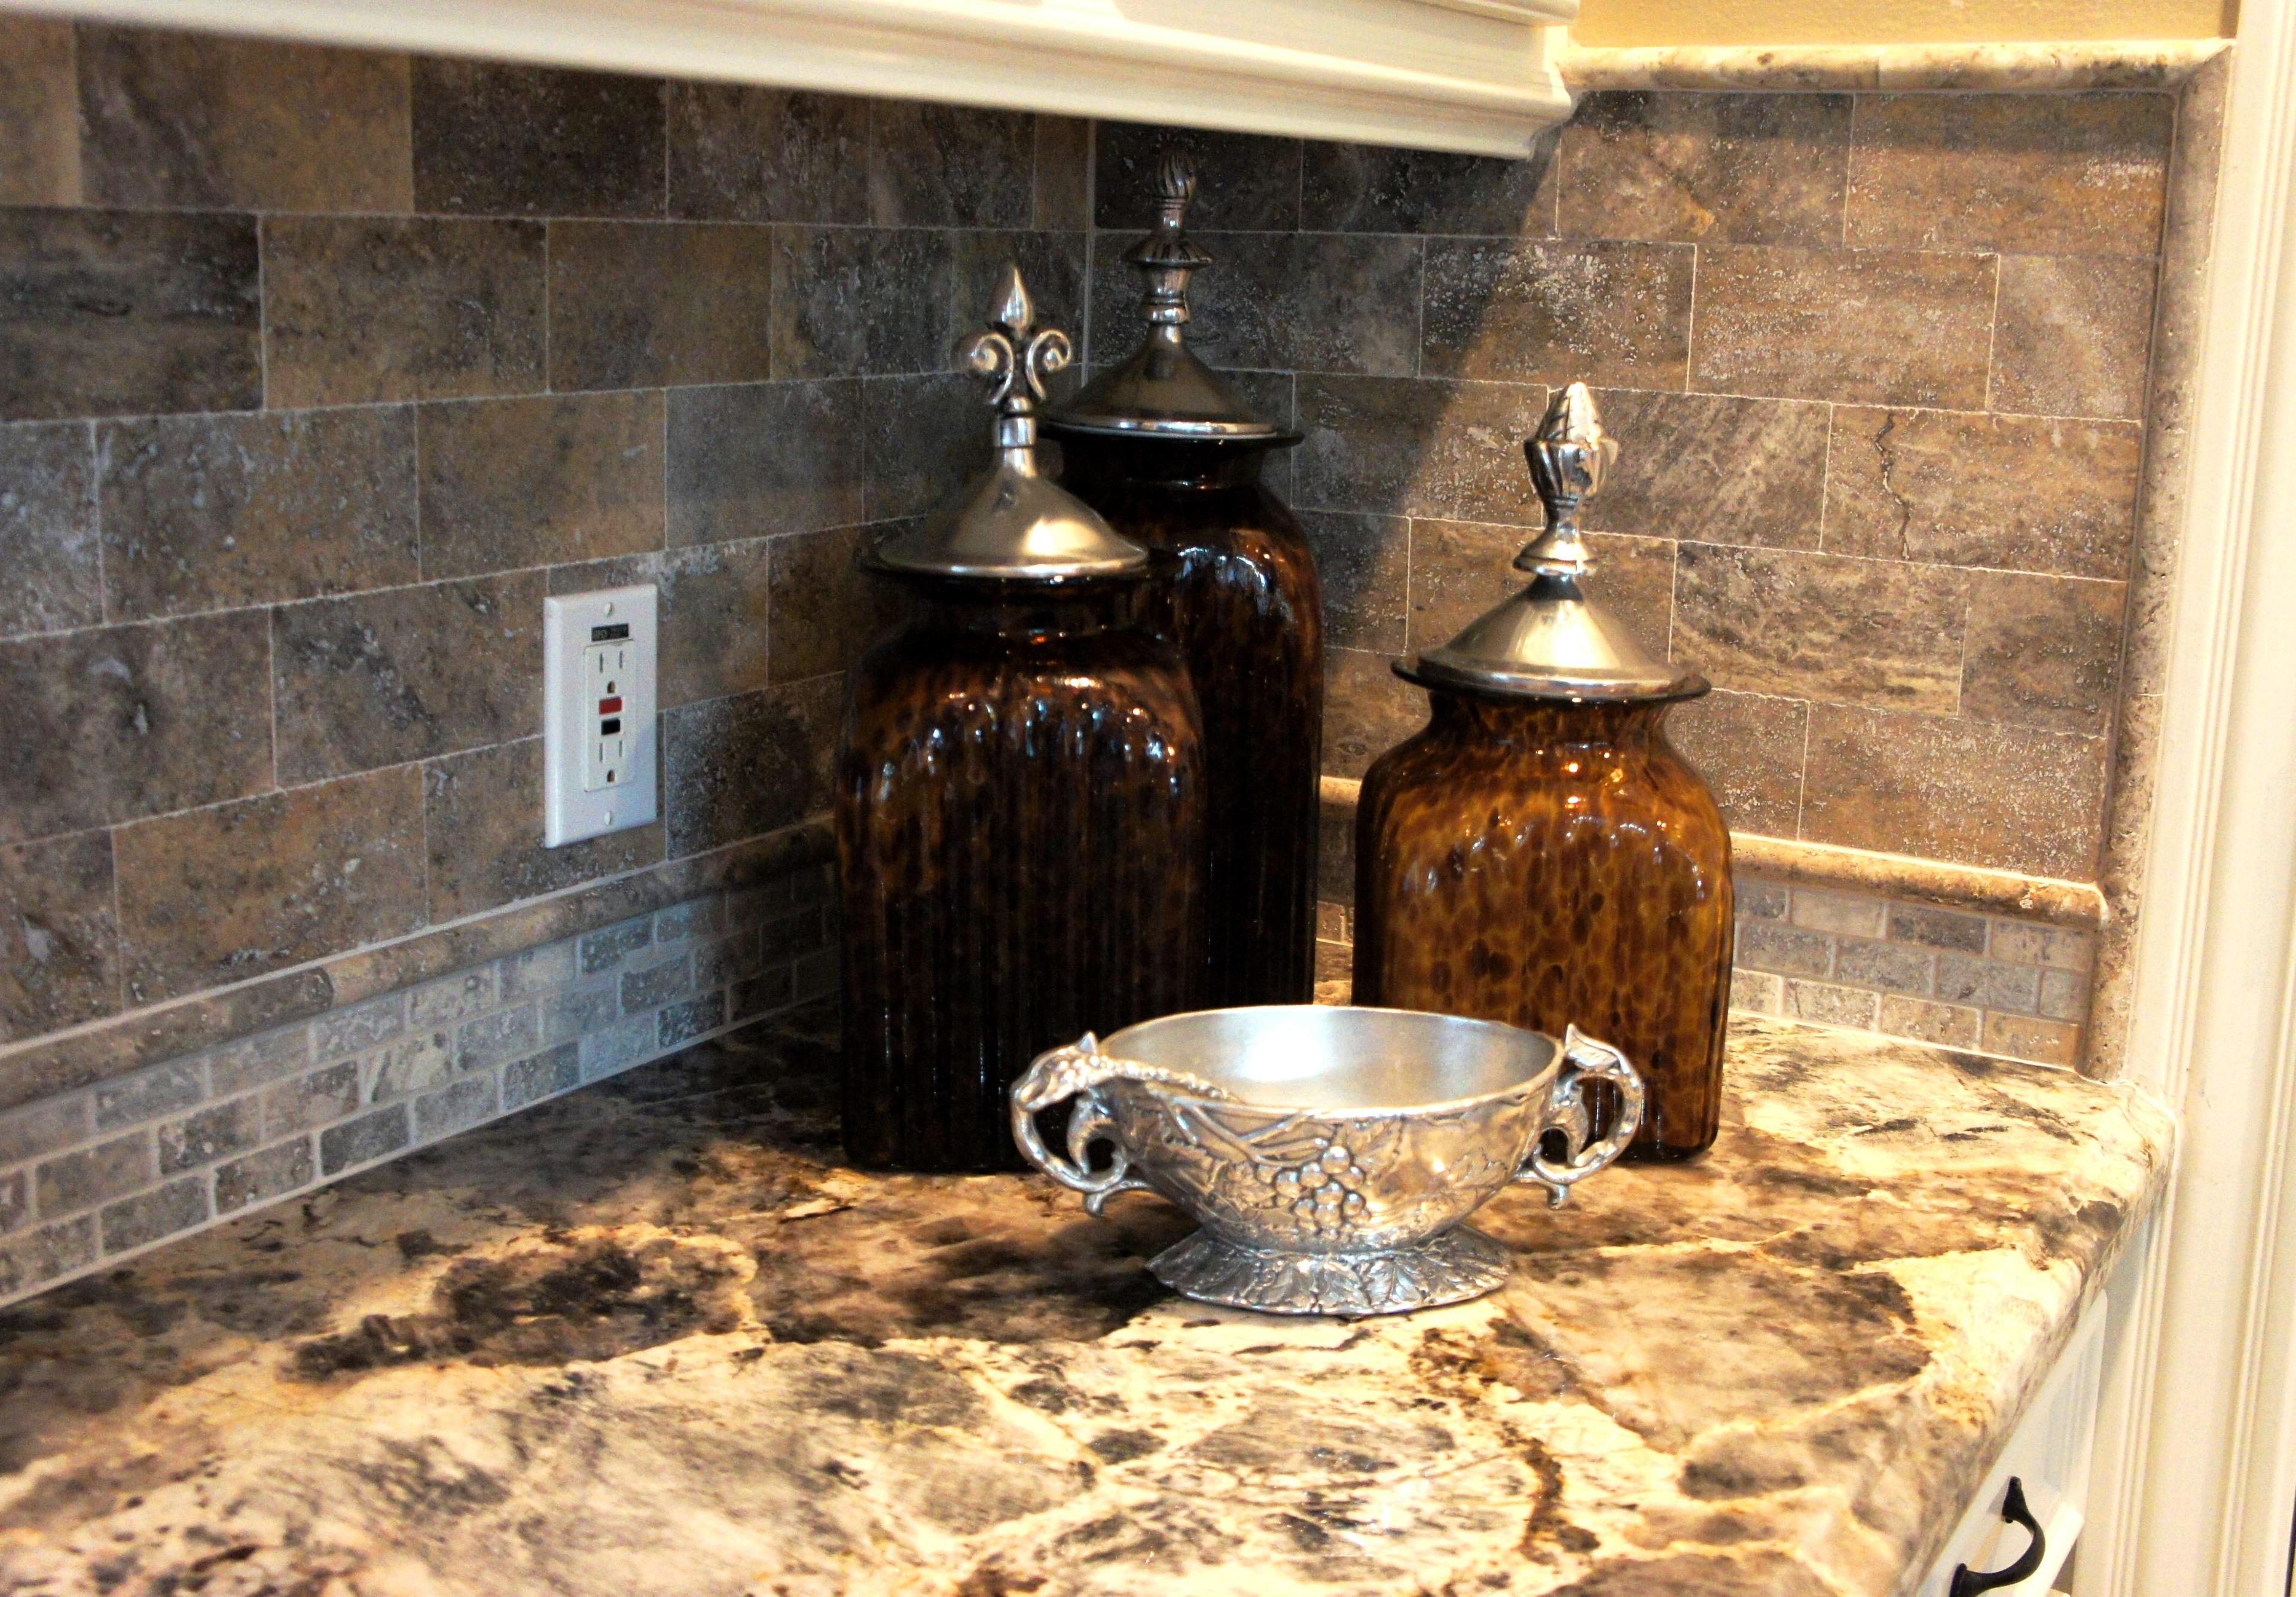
(1010, 1005, 1643, 1316)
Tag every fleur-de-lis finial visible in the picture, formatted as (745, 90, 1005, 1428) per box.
(957, 262, 1073, 437)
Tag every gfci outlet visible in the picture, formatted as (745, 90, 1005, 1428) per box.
(544, 585, 658, 847)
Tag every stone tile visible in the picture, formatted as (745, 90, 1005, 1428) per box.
(365, 1026, 457, 1101)
(1095, 123, 1302, 231)
(578, 917, 653, 975)
(1322, 646, 1425, 780)
(408, 970, 495, 1028)
(1888, 903, 1989, 954)
(954, 230, 1089, 360)
(205, 1028, 313, 1097)
(2039, 966, 2089, 1022)
(1558, 91, 1852, 247)
(0, 420, 100, 637)
(662, 677, 839, 857)
(503, 1043, 581, 1110)
(730, 966, 797, 1024)
(1580, 390, 1828, 549)
(1302, 136, 1558, 236)
(157, 1097, 261, 1174)
(658, 990, 726, 1049)
(620, 954, 692, 1013)
(412, 60, 662, 217)
(1301, 512, 1409, 654)
(863, 372, 990, 521)
(549, 221, 774, 390)
(1800, 705, 2106, 879)
(0, 1169, 26, 1235)
(100, 1177, 207, 1254)
(773, 227, 954, 381)
(770, 526, 902, 683)
(1737, 881, 1790, 921)
(413, 1074, 496, 1141)
(697, 929, 764, 990)
(417, 392, 664, 579)
(1730, 970, 1784, 1015)
(654, 899, 718, 944)
(315, 991, 408, 1064)
(0, 1094, 90, 1167)
(1878, 995, 1981, 1049)
(1671, 543, 1968, 712)
(1422, 239, 1693, 389)
(36, 1131, 151, 1218)
(99, 407, 419, 620)
(500, 941, 578, 999)
(1982, 1011, 2081, 1067)
(1821, 407, 2142, 580)
(579, 1013, 658, 1080)
(1989, 921, 2096, 970)
(1666, 691, 1807, 838)
(540, 984, 619, 1047)
(319, 1103, 409, 1175)
(77, 28, 413, 212)
(1736, 920, 1833, 978)
(0, 17, 78, 206)
(1295, 376, 1550, 527)
(264, 219, 547, 408)
(1034, 117, 1093, 232)
(667, 84, 868, 223)
(1960, 572, 2126, 735)
(213, 1136, 314, 1214)
(0, 208, 259, 422)
(423, 735, 669, 918)
(272, 573, 544, 783)
(1992, 255, 2156, 421)
(0, 611, 274, 841)
(0, 831, 118, 1040)
(1407, 520, 1673, 655)
(93, 1061, 203, 1131)
(1691, 246, 1997, 409)
(1845, 93, 2172, 257)
(1783, 979, 1879, 1030)
(868, 101, 1033, 227)
(0, 1214, 94, 1296)
(1833, 938, 1934, 995)
(1791, 890, 1886, 939)
(759, 908, 826, 963)
(551, 542, 774, 710)
(114, 768, 428, 1004)
(259, 1061, 361, 1138)
(667, 379, 864, 549)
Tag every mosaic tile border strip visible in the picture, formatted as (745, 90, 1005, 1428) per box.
(0, 864, 836, 1309)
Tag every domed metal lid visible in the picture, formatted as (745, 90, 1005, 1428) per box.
(869, 265, 1148, 582)
(1403, 384, 1706, 703)
(1043, 152, 1287, 442)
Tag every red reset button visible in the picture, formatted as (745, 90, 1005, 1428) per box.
(597, 697, 624, 715)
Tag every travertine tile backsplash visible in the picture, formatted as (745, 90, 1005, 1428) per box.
(0, 18, 2194, 1094)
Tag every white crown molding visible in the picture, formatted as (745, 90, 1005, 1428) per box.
(9, 0, 1576, 155)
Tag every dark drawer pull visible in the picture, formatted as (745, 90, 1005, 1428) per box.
(1951, 1477, 2046, 1597)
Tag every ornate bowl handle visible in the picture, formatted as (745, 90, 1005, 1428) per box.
(1515, 1025, 1645, 1208)
(1010, 1034, 1233, 1217)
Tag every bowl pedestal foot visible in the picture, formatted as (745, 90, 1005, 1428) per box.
(1149, 1225, 1510, 1316)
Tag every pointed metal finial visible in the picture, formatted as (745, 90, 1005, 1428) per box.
(956, 262, 1073, 451)
(1515, 382, 1619, 578)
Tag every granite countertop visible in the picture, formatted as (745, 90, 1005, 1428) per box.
(0, 1003, 2173, 1597)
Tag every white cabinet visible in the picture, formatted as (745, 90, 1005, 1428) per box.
(1919, 1295, 2110, 1597)
(7, 0, 1575, 155)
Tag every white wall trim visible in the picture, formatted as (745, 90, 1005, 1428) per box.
(2078, 0, 2296, 1590)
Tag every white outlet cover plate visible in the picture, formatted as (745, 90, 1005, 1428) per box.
(543, 584, 658, 848)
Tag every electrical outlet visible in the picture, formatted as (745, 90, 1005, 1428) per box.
(544, 585, 657, 847)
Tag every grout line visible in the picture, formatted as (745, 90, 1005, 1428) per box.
(1681, 243, 1699, 394)
(264, 607, 280, 796)
(1981, 251, 2004, 412)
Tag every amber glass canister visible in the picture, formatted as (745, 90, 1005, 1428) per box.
(1046, 154, 1323, 1008)
(838, 267, 1208, 1172)
(1352, 385, 1732, 1160)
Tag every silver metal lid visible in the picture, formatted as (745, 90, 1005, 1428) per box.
(1043, 152, 1286, 442)
(1403, 383, 1706, 703)
(870, 265, 1149, 582)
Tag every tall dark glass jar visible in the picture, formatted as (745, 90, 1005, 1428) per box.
(1046, 154, 1323, 1009)
(1351, 386, 1732, 1161)
(838, 267, 1208, 1172)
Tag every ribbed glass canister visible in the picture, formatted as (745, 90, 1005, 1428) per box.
(838, 267, 1208, 1171)
(1350, 385, 1732, 1161)
(1046, 154, 1323, 1007)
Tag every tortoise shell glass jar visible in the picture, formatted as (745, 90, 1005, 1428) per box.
(1351, 386, 1732, 1161)
(1045, 154, 1323, 1009)
(838, 266, 1209, 1172)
